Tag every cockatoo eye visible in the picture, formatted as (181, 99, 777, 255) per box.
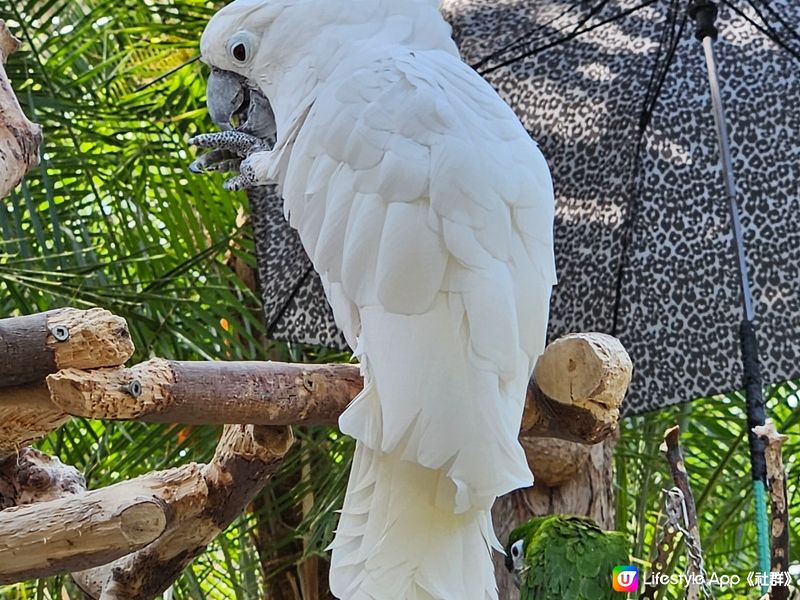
(232, 43, 247, 61)
(227, 31, 256, 65)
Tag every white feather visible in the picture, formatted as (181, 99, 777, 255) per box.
(200, 1, 557, 597)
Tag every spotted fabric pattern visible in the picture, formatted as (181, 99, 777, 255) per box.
(248, 187, 347, 349)
(249, 0, 800, 415)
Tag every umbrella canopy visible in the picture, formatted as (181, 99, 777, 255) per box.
(247, 0, 800, 415)
(249, 187, 347, 349)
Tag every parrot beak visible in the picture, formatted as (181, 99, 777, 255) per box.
(206, 68, 246, 131)
(190, 67, 276, 176)
(205, 67, 276, 140)
(504, 551, 513, 572)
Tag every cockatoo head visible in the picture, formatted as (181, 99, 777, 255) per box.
(191, 0, 455, 179)
(196, 0, 288, 135)
(197, 0, 453, 133)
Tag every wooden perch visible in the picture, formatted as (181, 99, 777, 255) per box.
(526, 333, 630, 442)
(0, 20, 41, 199)
(0, 325, 628, 597)
(0, 448, 168, 583)
(663, 425, 704, 600)
(0, 485, 168, 584)
(663, 426, 699, 533)
(0, 384, 69, 458)
(47, 332, 630, 444)
(0, 308, 135, 389)
(73, 424, 294, 600)
(0, 450, 216, 593)
(0, 447, 85, 508)
(642, 425, 706, 600)
(0, 308, 134, 454)
(754, 421, 790, 600)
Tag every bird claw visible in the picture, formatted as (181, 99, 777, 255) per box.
(221, 159, 259, 190)
(189, 148, 242, 174)
(189, 130, 270, 189)
(189, 130, 266, 155)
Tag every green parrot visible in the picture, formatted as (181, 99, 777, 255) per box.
(505, 515, 631, 599)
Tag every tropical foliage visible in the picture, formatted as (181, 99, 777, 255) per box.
(0, 0, 796, 598)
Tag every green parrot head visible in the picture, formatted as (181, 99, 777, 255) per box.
(505, 517, 550, 586)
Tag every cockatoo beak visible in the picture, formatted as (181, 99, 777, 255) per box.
(206, 67, 246, 131)
(205, 67, 276, 139)
(189, 67, 276, 176)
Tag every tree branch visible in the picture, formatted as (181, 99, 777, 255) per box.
(0, 308, 135, 455)
(0, 384, 69, 458)
(753, 421, 790, 600)
(73, 424, 294, 600)
(0, 20, 42, 199)
(0, 308, 135, 389)
(0, 449, 168, 583)
(47, 333, 630, 444)
(663, 425, 704, 600)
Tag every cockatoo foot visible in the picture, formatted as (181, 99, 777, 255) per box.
(221, 159, 255, 190)
(188, 148, 242, 174)
(189, 131, 272, 189)
(189, 130, 267, 156)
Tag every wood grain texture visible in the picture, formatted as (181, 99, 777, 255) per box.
(0, 20, 41, 199)
(47, 333, 632, 445)
(0, 308, 134, 389)
(73, 425, 293, 600)
(0, 452, 185, 584)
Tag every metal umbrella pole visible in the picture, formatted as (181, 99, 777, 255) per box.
(688, 0, 771, 587)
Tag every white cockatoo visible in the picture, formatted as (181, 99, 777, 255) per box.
(191, 0, 556, 597)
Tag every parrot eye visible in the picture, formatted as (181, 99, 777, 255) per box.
(227, 31, 256, 65)
(232, 43, 247, 62)
(510, 539, 523, 558)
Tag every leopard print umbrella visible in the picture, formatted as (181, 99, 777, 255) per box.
(249, 0, 800, 415)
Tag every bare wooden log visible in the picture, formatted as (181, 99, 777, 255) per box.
(526, 333, 630, 442)
(0, 447, 85, 508)
(48, 333, 631, 444)
(0, 384, 69, 458)
(753, 421, 790, 600)
(74, 424, 293, 600)
(0, 21, 41, 199)
(640, 425, 701, 600)
(663, 426, 698, 535)
(520, 437, 592, 487)
(0, 455, 186, 583)
(0, 308, 134, 389)
(48, 358, 360, 425)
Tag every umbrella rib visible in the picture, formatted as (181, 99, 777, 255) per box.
(721, 0, 800, 63)
(638, 0, 686, 131)
(264, 263, 321, 338)
(745, 0, 800, 51)
(469, 2, 584, 71)
(477, 0, 661, 75)
(610, 0, 686, 335)
(471, 0, 610, 73)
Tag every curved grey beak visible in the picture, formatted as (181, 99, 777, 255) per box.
(205, 68, 276, 140)
(206, 68, 247, 131)
(190, 67, 277, 177)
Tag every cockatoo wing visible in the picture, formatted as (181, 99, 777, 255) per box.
(281, 47, 556, 508)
